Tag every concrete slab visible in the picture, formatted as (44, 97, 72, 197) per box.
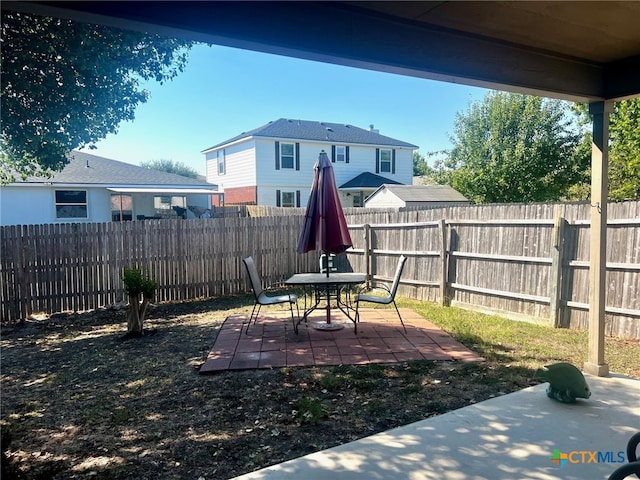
(232, 374, 640, 480)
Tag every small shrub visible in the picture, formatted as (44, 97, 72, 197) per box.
(319, 373, 346, 391)
(296, 397, 325, 424)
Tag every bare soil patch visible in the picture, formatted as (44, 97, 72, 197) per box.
(2, 296, 534, 480)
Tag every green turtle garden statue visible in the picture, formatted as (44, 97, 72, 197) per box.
(535, 362, 591, 403)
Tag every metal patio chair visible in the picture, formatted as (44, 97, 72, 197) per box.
(243, 256, 299, 334)
(354, 255, 407, 334)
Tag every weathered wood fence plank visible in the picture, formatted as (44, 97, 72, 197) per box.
(1, 201, 638, 338)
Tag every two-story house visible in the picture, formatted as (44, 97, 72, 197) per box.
(202, 118, 418, 208)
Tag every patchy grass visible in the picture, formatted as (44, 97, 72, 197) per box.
(1, 295, 638, 480)
(401, 299, 640, 378)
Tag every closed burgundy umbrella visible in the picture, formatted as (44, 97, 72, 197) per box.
(297, 150, 353, 328)
(297, 150, 352, 269)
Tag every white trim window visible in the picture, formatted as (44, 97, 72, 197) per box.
(110, 194, 133, 221)
(281, 191, 296, 207)
(55, 190, 88, 219)
(336, 145, 346, 162)
(218, 150, 225, 175)
(280, 143, 295, 169)
(380, 149, 392, 173)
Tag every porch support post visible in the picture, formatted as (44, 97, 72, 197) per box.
(583, 101, 612, 377)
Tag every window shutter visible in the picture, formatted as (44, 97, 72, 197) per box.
(375, 148, 380, 174)
(275, 141, 280, 170)
(276, 190, 281, 207)
(296, 190, 301, 207)
(331, 145, 336, 163)
(295, 143, 300, 170)
(392, 149, 396, 174)
(346, 146, 350, 163)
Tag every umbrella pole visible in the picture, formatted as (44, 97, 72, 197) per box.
(324, 250, 331, 323)
(326, 284, 331, 324)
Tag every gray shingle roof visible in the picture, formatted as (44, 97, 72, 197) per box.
(340, 172, 402, 189)
(202, 118, 418, 151)
(376, 184, 470, 202)
(12, 151, 214, 187)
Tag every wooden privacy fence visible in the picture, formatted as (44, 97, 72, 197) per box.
(0, 216, 318, 322)
(1, 201, 639, 338)
(342, 201, 640, 339)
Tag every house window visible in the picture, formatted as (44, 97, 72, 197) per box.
(110, 194, 133, 221)
(281, 143, 295, 169)
(218, 150, 225, 175)
(336, 146, 346, 162)
(276, 190, 300, 207)
(281, 191, 295, 207)
(352, 192, 364, 207)
(55, 190, 87, 219)
(154, 195, 186, 217)
(380, 149, 392, 173)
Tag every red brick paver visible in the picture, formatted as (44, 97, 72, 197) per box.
(199, 308, 483, 374)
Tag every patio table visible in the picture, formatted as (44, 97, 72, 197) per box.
(285, 272, 366, 331)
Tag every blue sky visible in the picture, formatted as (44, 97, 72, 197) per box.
(82, 43, 488, 175)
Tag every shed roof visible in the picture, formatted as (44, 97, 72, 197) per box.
(202, 118, 418, 152)
(371, 184, 469, 203)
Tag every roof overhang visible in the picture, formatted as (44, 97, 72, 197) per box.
(108, 187, 218, 194)
(4, 1, 639, 102)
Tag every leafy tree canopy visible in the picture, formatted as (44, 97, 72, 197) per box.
(1, 11, 193, 183)
(140, 159, 199, 179)
(432, 92, 588, 203)
(571, 99, 640, 201)
(413, 151, 430, 176)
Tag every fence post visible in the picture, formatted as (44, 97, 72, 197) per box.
(438, 219, 449, 306)
(549, 206, 566, 328)
(19, 225, 32, 322)
(363, 224, 371, 288)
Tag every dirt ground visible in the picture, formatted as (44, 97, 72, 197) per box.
(1, 296, 535, 480)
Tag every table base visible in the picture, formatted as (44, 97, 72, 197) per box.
(311, 322, 345, 331)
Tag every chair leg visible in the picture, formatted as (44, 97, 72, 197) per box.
(392, 300, 407, 332)
(354, 301, 360, 334)
(289, 299, 300, 335)
(246, 303, 262, 334)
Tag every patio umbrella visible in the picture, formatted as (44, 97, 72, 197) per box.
(297, 150, 353, 329)
(297, 150, 352, 271)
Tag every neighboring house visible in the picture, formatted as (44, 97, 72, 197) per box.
(202, 118, 417, 208)
(0, 151, 218, 226)
(364, 184, 470, 208)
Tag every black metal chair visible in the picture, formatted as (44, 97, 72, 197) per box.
(354, 255, 407, 334)
(243, 256, 299, 334)
(608, 432, 640, 480)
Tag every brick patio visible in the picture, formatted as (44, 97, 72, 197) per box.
(199, 308, 483, 373)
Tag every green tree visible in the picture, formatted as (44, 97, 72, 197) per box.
(140, 159, 199, 178)
(413, 151, 429, 176)
(1, 11, 193, 183)
(571, 99, 640, 201)
(433, 92, 588, 203)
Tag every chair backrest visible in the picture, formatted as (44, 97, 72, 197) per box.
(319, 253, 337, 274)
(243, 257, 264, 299)
(389, 255, 407, 298)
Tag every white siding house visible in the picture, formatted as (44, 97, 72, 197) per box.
(0, 151, 218, 226)
(203, 118, 417, 208)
